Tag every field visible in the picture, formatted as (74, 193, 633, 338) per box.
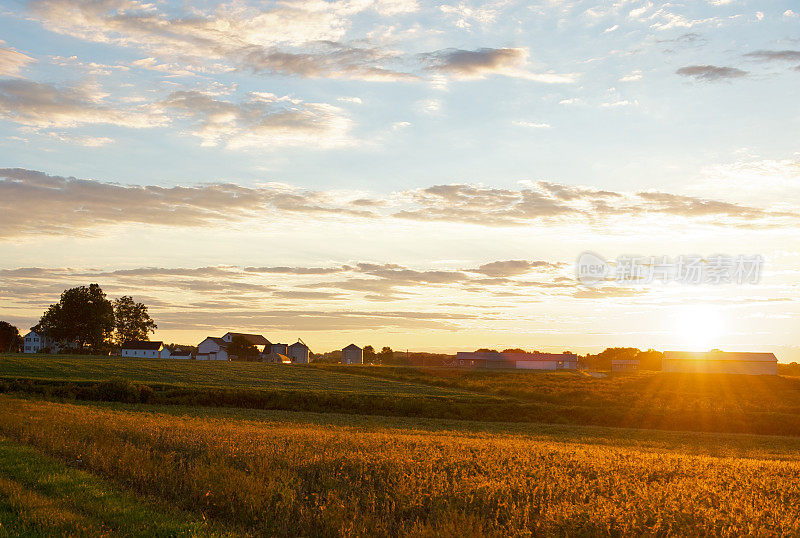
(2, 354, 800, 536)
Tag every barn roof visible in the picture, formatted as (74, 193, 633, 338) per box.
(226, 332, 270, 345)
(343, 344, 361, 351)
(289, 341, 308, 349)
(122, 340, 163, 350)
(664, 351, 777, 362)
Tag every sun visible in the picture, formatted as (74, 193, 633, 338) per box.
(673, 306, 725, 351)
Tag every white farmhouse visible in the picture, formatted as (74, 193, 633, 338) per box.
(662, 351, 777, 375)
(342, 344, 363, 365)
(22, 331, 57, 353)
(121, 341, 170, 359)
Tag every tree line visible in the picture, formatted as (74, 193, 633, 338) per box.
(3, 284, 158, 354)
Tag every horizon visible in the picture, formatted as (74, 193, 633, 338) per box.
(1, 1, 799, 361)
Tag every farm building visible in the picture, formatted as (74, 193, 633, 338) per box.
(270, 343, 289, 356)
(662, 351, 777, 375)
(222, 332, 270, 353)
(196, 337, 230, 361)
(122, 341, 170, 359)
(22, 330, 59, 353)
(169, 348, 192, 359)
(342, 344, 363, 365)
(288, 341, 310, 364)
(455, 351, 578, 370)
(612, 358, 639, 373)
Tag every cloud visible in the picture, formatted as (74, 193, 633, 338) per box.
(743, 50, 800, 62)
(676, 65, 748, 81)
(0, 169, 794, 239)
(0, 79, 165, 128)
(421, 47, 578, 83)
(470, 260, 561, 277)
(244, 266, 348, 275)
(513, 120, 551, 129)
(160, 90, 353, 148)
(28, 0, 416, 81)
(0, 168, 376, 238)
(0, 48, 35, 76)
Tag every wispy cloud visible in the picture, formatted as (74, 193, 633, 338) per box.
(421, 47, 578, 83)
(1, 169, 795, 239)
(676, 65, 748, 81)
(0, 47, 35, 77)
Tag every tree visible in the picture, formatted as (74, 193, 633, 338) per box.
(363, 345, 376, 359)
(502, 348, 527, 353)
(36, 284, 114, 353)
(113, 296, 157, 345)
(228, 335, 259, 361)
(0, 322, 20, 353)
(378, 346, 394, 362)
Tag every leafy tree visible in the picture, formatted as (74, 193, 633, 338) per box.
(113, 296, 157, 345)
(363, 345, 376, 359)
(378, 346, 394, 362)
(228, 335, 259, 361)
(476, 348, 499, 353)
(36, 284, 114, 352)
(0, 322, 21, 353)
(502, 348, 527, 353)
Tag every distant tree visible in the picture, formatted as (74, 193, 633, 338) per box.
(36, 284, 114, 353)
(113, 296, 157, 346)
(637, 349, 664, 371)
(0, 322, 21, 353)
(378, 346, 394, 362)
(228, 335, 259, 361)
(476, 348, 499, 353)
(363, 345, 376, 359)
(502, 348, 526, 353)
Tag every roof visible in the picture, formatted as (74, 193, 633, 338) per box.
(225, 332, 270, 345)
(343, 344, 361, 351)
(202, 337, 228, 348)
(457, 351, 578, 361)
(122, 341, 163, 350)
(289, 341, 308, 349)
(664, 351, 777, 362)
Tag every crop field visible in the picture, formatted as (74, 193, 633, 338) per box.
(3, 355, 800, 536)
(2, 395, 800, 536)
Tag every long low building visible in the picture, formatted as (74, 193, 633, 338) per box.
(455, 351, 578, 370)
(662, 351, 777, 375)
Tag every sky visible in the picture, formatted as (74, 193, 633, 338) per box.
(0, 0, 799, 358)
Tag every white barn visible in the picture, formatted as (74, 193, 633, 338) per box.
(662, 351, 777, 375)
(196, 337, 230, 361)
(342, 344, 363, 365)
(121, 341, 170, 359)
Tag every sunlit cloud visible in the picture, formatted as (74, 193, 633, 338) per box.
(420, 48, 578, 83)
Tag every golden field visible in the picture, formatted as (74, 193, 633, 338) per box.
(2, 395, 800, 536)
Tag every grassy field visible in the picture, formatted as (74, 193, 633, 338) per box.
(0, 436, 221, 537)
(0, 354, 470, 397)
(2, 395, 800, 536)
(5, 355, 800, 435)
(4, 354, 800, 535)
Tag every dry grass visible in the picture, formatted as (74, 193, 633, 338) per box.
(2, 395, 800, 536)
